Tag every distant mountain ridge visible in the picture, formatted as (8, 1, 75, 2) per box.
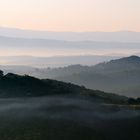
(0, 27, 140, 42)
(32, 55, 140, 78)
(0, 35, 140, 58)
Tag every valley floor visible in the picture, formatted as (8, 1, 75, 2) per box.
(0, 96, 140, 140)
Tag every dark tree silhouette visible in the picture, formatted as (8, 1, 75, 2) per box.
(0, 70, 4, 77)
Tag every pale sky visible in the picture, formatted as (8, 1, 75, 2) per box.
(0, 0, 140, 32)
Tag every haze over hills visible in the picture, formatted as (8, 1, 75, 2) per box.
(1, 56, 140, 97)
(1, 27, 140, 42)
(0, 55, 120, 67)
(0, 29, 140, 140)
(0, 35, 140, 57)
(0, 28, 140, 97)
(21, 56, 140, 97)
(1, 0, 140, 139)
(0, 27, 140, 57)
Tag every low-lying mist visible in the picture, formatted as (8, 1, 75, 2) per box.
(0, 96, 140, 140)
(0, 96, 139, 120)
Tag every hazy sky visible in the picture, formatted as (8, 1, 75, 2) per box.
(0, 0, 140, 32)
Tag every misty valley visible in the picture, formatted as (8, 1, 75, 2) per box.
(0, 96, 140, 140)
(0, 57, 140, 140)
(0, 28, 140, 140)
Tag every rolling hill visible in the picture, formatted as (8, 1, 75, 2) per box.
(0, 71, 129, 104)
(39, 56, 140, 97)
(1, 56, 140, 97)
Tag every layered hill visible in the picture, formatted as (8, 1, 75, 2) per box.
(0, 35, 140, 61)
(40, 56, 140, 97)
(1, 27, 140, 42)
(1, 56, 140, 97)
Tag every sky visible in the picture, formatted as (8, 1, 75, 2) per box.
(0, 0, 140, 32)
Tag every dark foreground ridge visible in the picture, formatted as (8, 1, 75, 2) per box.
(0, 70, 139, 105)
(0, 71, 127, 104)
